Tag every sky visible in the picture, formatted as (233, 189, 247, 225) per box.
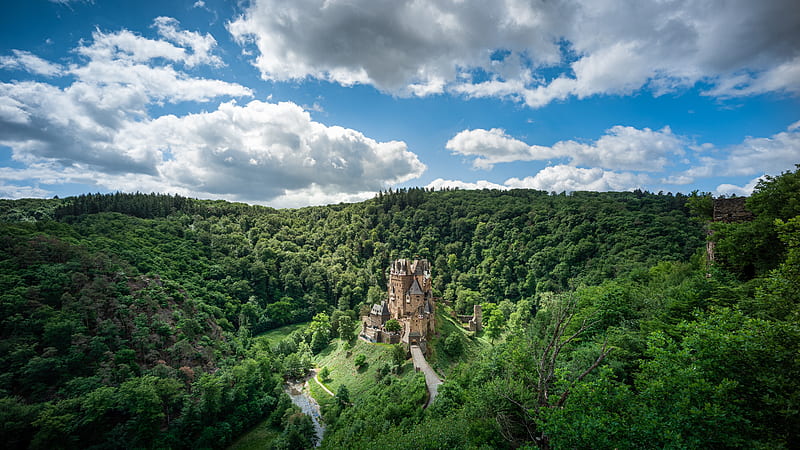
(1, 0, 798, 208)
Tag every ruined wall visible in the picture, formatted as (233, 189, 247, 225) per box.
(469, 304, 483, 332)
(713, 198, 753, 223)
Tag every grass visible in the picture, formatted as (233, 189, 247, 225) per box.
(254, 321, 310, 347)
(428, 305, 490, 376)
(227, 420, 281, 450)
(309, 375, 334, 400)
(314, 338, 415, 400)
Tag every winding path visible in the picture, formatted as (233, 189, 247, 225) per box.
(409, 345, 442, 408)
(312, 369, 336, 397)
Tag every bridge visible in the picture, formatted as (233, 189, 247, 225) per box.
(409, 345, 442, 408)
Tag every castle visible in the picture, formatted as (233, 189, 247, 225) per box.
(361, 258, 436, 353)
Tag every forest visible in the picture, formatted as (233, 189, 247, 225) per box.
(0, 166, 798, 449)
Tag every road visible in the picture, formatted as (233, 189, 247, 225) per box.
(409, 345, 443, 408)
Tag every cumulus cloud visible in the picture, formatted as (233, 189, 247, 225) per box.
(447, 125, 684, 171)
(0, 17, 252, 176)
(151, 16, 224, 67)
(0, 18, 425, 206)
(505, 165, 649, 192)
(446, 128, 533, 169)
(0, 181, 52, 199)
(672, 122, 800, 184)
(715, 176, 765, 197)
(0, 50, 63, 77)
(228, 0, 800, 105)
(424, 166, 647, 193)
(426, 178, 507, 191)
(126, 100, 425, 200)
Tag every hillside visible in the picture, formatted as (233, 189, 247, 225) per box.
(1, 169, 799, 448)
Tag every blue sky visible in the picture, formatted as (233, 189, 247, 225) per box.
(1, 0, 798, 207)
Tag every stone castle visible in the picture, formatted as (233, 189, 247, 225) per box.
(361, 258, 436, 353)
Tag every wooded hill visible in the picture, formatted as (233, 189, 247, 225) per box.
(1, 167, 798, 448)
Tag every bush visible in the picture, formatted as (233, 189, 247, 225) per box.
(384, 318, 401, 332)
(443, 333, 464, 357)
(354, 354, 367, 368)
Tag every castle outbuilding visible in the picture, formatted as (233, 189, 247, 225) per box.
(361, 258, 436, 352)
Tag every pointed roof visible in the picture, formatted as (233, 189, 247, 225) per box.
(411, 258, 429, 275)
(409, 278, 424, 295)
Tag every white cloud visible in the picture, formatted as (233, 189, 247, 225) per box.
(152, 16, 223, 67)
(228, 0, 800, 106)
(0, 18, 252, 176)
(227, 0, 563, 94)
(268, 184, 380, 209)
(446, 128, 533, 169)
(0, 100, 426, 206)
(0, 50, 63, 77)
(425, 165, 648, 193)
(0, 19, 426, 206)
(0, 181, 51, 199)
(126, 100, 426, 201)
(0, 95, 31, 124)
(715, 176, 765, 197)
(673, 122, 800, 184)
(447, 125, 684, 171)
(505, 165, 649, 192)
(425, 178, 507, 191)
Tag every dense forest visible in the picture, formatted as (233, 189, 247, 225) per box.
(1, 167, 798, 448)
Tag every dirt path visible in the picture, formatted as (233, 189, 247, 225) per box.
(311, 369, 336, 397)
(410, 345, 443, 408)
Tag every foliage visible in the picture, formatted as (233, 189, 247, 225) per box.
(443, 333, 464, 357)
(353, 354, 366, 369)
(712, 165, 800, 279)
(384, 318, 401, 332)
(2, 178, 797, 448)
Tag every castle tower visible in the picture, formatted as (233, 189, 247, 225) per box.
(365, 258, 435, 350)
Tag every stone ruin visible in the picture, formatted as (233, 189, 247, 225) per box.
(713, 197, 754, 223)
(456, 304, 483, 332)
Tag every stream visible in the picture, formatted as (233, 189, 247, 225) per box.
(284, 371, 325, 446)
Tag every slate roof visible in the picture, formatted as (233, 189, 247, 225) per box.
(370, 301, 390, 316)
(409, 279, 424, 295)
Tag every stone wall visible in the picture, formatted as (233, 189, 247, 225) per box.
(713, 197, 753, 223)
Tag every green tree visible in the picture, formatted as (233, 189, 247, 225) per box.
(443, 333, 464, 357)
(354, 354, 367, 369)
(274, 412, 316, 449)
(310, 330, 328, 354)
(391, 344, 407, 368)
(485, 308, 505, 342)
(337, 315, 356, 343)
(336, 384, 350, 407)
(686, 190, 713, 220)
(384, 318, 401, 333)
